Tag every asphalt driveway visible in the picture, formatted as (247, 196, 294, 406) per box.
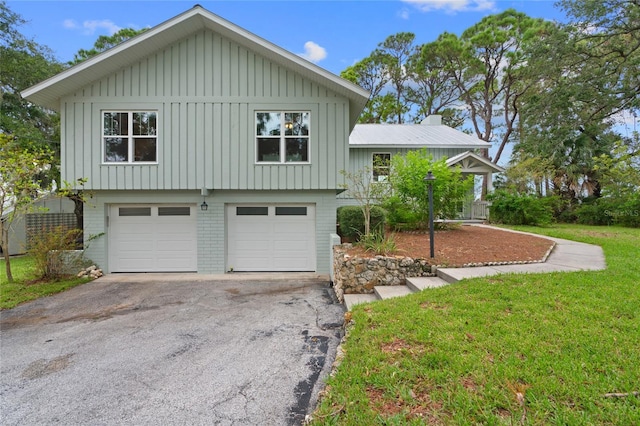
(0, 274, 345, 425)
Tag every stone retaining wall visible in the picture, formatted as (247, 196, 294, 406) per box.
(332, 244, 435, 302)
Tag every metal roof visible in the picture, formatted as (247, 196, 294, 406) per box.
(21, 5, 369, 130)
(349, 123, 492, 149)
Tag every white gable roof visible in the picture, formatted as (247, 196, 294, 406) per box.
(446, 151, 504, 173)
(349, 121, 491, 149)
(22, 5, 369, 129)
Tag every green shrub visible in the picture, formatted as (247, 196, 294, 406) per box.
(487, 190, 553, 226)
(382, 195, 422, 231)
(28, 226, 84, 278)
(386, 150, 474, 228)
(337, 205, 386, 240)
(358, 232, 397, 255)
(616, 195, 640, 227)
(575, 199, 614, 226)
(577, 194, 640, 228)
(576, 195, 640, 227)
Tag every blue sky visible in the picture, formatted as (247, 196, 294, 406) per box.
(9, 0, 567, 75)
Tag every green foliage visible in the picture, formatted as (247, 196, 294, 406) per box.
(383, 149, 473, 229)
(337, 205, 386, 241)
(28, 226, 84, 278)
(382, 194, 422, 230)
(487, 190, 553, 226)
(358, 232, 397, 256)
(517, 0, 639, 200)
(575, 199, 614, 226)
(69, 27, 148, 65)
(593, 138, 640, 199)
(0, 134, 54, 282)
(0, 1, 63, 184)
(575, 195, 640, 228)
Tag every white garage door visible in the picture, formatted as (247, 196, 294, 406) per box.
(227, 204, 316, 272)
(109, 205, 197, 272)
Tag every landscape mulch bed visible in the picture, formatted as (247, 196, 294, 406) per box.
(344, 225, 555, 267)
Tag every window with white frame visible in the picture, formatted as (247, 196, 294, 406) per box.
(372, 152, 391, 181)
(103, 111, 158, 163)
(256, 112, 309, 163)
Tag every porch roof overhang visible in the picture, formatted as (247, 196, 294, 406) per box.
(446, 151, 505, 174)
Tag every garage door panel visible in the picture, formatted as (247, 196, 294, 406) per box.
(227, 204, 315, 272)
(109, 205, 197, 273)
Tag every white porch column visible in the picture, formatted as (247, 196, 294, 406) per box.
(486, 172, 493, 193)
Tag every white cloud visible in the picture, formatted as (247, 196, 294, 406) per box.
(402, 0, 496, 14)
(62, 18, 122, 35)
(298, 41, 327, 63)
(397, 8, 411, 19)
(63, 19, 80, 30)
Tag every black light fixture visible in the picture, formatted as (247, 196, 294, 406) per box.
(200, 200, 208, 211)
(424, 170, 436, 258)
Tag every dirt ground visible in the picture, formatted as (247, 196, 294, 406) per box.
(344, 225, 555, 267)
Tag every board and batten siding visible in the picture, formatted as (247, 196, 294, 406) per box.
(60, 29, 350, 191)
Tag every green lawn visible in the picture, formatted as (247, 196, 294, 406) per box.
(312, 225, 640, 425)
(1, 255, 90, 310)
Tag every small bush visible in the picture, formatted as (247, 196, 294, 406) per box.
(358, 232, 397, 255)
(29, 226, 84, 278)
(487, 190, 553, 226)
(337, 205, 386, 241)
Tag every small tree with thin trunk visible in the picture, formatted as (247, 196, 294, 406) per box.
(0, 134, 52, 282)
(339, 166, 389, 237)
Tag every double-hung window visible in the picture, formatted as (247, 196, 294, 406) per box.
(372, 153, 391, 182)
(103, 111, 158, 163)
(256, 112, 309, 163)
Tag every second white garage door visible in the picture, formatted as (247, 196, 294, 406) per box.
(226, 204, 316, 272)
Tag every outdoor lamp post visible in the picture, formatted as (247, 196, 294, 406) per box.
(424, 171, 436, 258)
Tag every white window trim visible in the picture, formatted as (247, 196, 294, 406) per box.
(255, 111, 311, 164)
(102, 110, 158, 164)
(372, 152, 391, 182)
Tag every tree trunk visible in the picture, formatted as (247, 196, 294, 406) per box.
(73, 197, 83, 229)
(2, 228, 13, 283)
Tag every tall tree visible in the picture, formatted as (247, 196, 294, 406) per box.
(0, 135, 53, 282)
(436, 10, 550, 165)
(0, 1, 62, 185)
(374, 32, 415, 123)
(517, 0, 639, 200)
(68, 27, 147, 65)
(405, 40, 465, 126)
(341, 53, 393, 123)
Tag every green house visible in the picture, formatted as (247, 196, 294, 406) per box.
(23, 6, 368, 274)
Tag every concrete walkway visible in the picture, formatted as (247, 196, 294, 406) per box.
(344, 225, 607, 310)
